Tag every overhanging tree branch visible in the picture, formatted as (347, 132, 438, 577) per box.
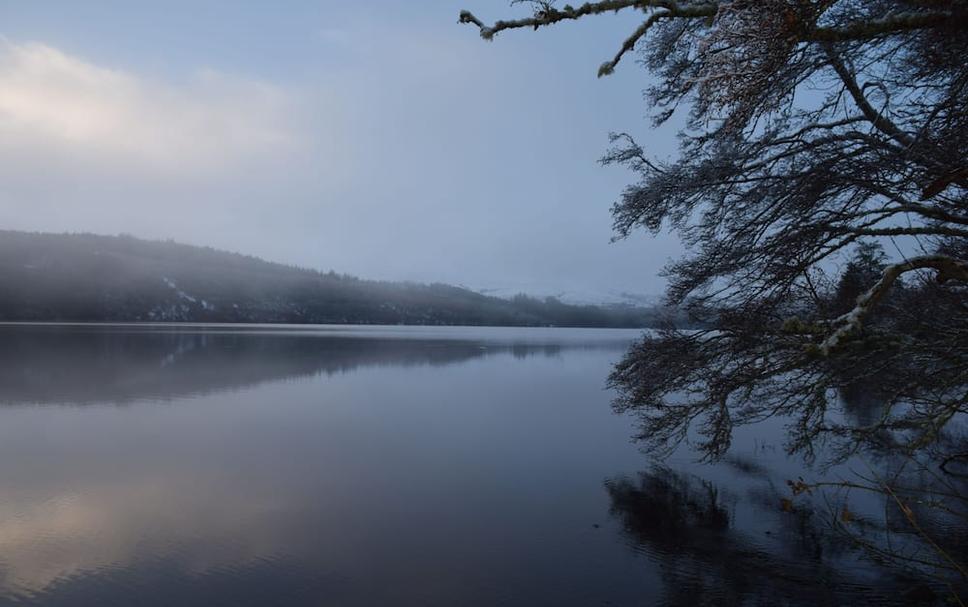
(808, 10, 966, 42)
(459, 1, 664, 40)
(598, 9, 670, 77)
(819, 255, 968, 355)
(456, 1, 968, 588)
(460, 2, 964, 75)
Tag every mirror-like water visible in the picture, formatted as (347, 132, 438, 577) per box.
(0, 324, 906, 606)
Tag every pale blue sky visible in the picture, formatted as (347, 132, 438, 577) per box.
(0, 1, 682, 299)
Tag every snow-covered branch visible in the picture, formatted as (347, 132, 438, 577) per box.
(598, 9, 670, 77)
(459, 1, 717, 75)
(819, 255, 968, 355)
(460, 2, 962, 76)
(459, 1, 654, 41)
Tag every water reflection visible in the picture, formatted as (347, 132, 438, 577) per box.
(0, 325, 940, 606)
(0, 324, 649, 606)
(605, 468, 914, 606)
(0, 324, 627, 405)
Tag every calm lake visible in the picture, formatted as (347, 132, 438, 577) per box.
(0, 324, 906, 606)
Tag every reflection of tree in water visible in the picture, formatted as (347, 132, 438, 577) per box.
(604, 467, 929, 606)
(816, 446, 968, 598)
(829, 374, 968, 592)
(0, 326, 618, 406)
(838, 378, 889, 429)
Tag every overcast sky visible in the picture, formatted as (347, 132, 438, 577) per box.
(0, 1, 683, 299)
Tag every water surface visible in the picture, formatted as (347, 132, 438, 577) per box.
(0, 324, 905, 606)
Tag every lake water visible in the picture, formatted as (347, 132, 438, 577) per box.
(0, 324, 909, 606)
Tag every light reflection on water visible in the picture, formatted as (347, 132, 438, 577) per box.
(0, 324, 907, 606)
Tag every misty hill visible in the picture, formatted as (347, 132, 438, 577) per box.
(0, 231, 665, 327)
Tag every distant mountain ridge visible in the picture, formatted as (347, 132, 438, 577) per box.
(0, 231, 667, 328)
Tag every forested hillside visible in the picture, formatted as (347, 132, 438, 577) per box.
(0, 231, 664, 327)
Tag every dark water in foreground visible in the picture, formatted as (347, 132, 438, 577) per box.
(0, 324, 907, 606)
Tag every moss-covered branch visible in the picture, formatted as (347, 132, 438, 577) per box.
(460, 2, 963, 76)
(459, 2, 670, 40)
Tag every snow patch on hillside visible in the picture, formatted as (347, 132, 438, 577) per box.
(162, 276, 214, 310)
